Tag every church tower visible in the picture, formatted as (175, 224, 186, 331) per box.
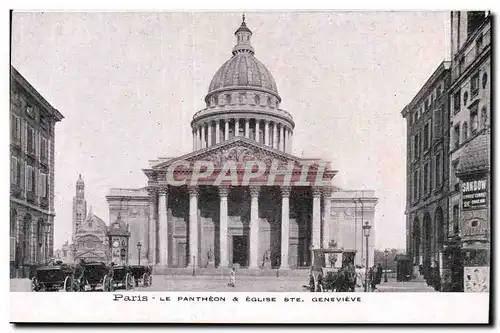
(72, 174, 87, 241)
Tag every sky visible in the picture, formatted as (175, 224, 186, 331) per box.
(11, 11, 449, 250)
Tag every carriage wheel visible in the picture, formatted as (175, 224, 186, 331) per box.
(142, 273, 148, 287)
(63, 276, 72, 292)
(31, 278, 39, 292)
(317, 280, 324, 292)
(125, 273, 132, 290)
(149, 274, 152, 287)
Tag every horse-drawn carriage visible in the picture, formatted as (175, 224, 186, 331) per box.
(30, 261, 83, 292)
(111, 265, 134, 290)
(308, 248, 357, 292)
(129, 265, 153, 288)
(77, 261, 114, 291)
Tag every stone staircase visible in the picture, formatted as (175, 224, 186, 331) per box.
(152, 266, 310, 277)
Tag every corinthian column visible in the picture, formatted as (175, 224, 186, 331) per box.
(264, 121, 270, 146)
(147, 186, 158, 264)
(158, 186, 168, 266)
(235, 118, 240, 137)
(188, 186, 199, 267)
(278, 125, 283, 151)
(224, 119, 229, 141)
(280, 186, 291, 268)
(322, 187, 333, 249)
(255, 120, 260, 143)
(312, 187, 322, 249)
(215, 120, 220, 144)
(218, 186, 230, 268)
(273, 123, 278, 149)
(201, 124, 206, 148)
(249, 186, 260, 268)
(245, 118, 250, 138)
(207, 121, 212, 147)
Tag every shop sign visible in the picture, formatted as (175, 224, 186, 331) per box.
(462, 178, 487, 210)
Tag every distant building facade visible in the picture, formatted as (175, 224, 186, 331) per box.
(401, 61, 451, 282)
(447, 11, 491, 292)
(71, 175, 108, 262)
(10, 66, 64, 278)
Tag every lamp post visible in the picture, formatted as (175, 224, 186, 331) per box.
(72, 245, 78, 263)
(137, 242, 142, 265)
(362, 221, 371, 292)
(384, 248, 389, 283)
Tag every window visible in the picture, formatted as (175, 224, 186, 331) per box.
(423, 121, 431, 151)
(26, 166, 33, 192)
(453, 90, 461, 112)
(482, 73, 488, 89)
(40, 137, 48, 162)
(225, 94, 231, 105)
(470, 104, 479, 133)
(254, 94, 260, 106)
(433, 108, 442, 138)
(11, 114, 20, 142)
(454, 124, 460, 149)
(480, 106, 488, 128)
(11, 157, 18, 184)
(423, 162, 430, 194)
(27, 126, 35, 154)
(39, 173, 47, 198)
(436, 84, 443, 98)
(452, 204, 459, 234)
(413, 132, 421, 160)
(435, 152, 442, 188)
(471, 72, 480, 96)
(463, 91, 468, 105)
(467, 11, 486, 37)
(413, 170, 418, 201)
(459, 57, 465, 73)
(462, 122, 468, 141)
(77, 213, 82, 220)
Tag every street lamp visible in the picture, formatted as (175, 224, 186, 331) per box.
(384, 248, 389, 283)
(72, 244, 78, 263)
(137, 242, 142, 265)
(362, 221, 371, 292)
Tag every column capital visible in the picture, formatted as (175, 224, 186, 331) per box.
(249, 185, 261, 198)
(312, 186, 322, 198)
(147, 186, 158, 198)
(321, 187, 334, 198)
(218, 186, 230, 198)
(188, 186, 199, 196)
(280, 186, 291, 197)
(158, 185, 169, 195)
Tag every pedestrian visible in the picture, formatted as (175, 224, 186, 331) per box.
(228, 266, 236, 287)
(431, 261, 441, 292)
(368, 266, 377, 291)
(376, 264, 383, 285)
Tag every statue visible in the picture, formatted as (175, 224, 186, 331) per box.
(207, 247, 215, 268)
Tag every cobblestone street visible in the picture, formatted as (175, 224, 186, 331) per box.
(11, 276, 436, 292)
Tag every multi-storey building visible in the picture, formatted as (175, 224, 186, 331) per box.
(446, 11, 491, 292)
(401, 61, 451, 283)
(10, 66, 64, 278)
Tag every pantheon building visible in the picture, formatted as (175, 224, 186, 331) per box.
(106, 17, 378, 270)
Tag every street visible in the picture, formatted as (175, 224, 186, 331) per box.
(11, 276, 436, 292)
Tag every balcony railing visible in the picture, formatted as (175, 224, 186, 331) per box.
(452, 26, 491, 81)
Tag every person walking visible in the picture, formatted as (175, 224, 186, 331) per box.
(368, 266, 377, 291)
(376, 263, 383, 285)
(228, 266, 236, 287)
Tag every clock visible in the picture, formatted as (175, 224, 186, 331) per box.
(113, 240, 120, 248)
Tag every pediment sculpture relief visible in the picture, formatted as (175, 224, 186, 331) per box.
(197, 145, 292, 169)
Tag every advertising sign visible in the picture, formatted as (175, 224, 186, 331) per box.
(461, 179, 487, 210)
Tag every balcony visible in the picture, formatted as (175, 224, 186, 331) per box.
(40, 197, 49, 209)
(452, 26, 491, 81)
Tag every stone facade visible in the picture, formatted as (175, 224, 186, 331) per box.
(401, 61, 451, 280)
(10, 66, 64, 278)
(447, 11, 491, 292)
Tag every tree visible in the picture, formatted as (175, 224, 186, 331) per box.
(374, 249, 400, 272)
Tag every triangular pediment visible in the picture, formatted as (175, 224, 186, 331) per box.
(150, 137, 327, 170)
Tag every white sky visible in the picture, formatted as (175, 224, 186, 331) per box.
(11, 11, 449, 250)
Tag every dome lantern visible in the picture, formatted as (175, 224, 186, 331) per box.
(232, 14, 254, 55)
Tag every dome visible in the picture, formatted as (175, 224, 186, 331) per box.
(208, 53, 278, 94)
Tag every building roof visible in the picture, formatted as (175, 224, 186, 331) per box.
(11, 65, 64, 121)
(456, 130, 491, 176)
(207, 17, 278, 95)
